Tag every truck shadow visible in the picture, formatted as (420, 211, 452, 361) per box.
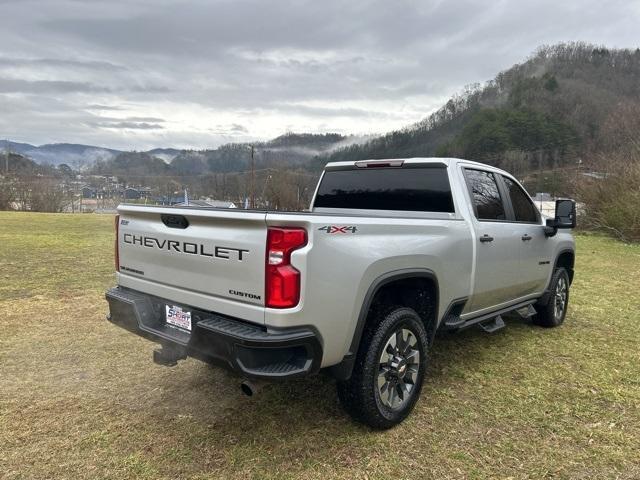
(138, 315, 537, 456)
(236, 315, 528, 410)
(119, 319, 531, 471)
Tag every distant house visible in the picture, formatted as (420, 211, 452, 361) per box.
(124, 188, 141, 200)
(137, 186, 153, 199)
(100, 186, 119, 199)
(174, 199, 237, 208)
(82, 186, 96, 199)
(121, 186, 152, 200)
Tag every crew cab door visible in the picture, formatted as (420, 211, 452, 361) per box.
(499, 175, 551, 296)
(462, 168, 522, 313)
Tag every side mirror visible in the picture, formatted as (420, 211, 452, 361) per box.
(545, 199, 576, 235)
(554, 199, 576, 229)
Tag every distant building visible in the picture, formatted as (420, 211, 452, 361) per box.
(124, 188, 141, 200)
(82, 186, 96, 199)
(137, 186, 153, 199)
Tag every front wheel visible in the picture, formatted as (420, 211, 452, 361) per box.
(534, 268, 570, 328)
(337, 307, 428, 429)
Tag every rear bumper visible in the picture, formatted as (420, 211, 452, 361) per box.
(105, 287, 322, 380)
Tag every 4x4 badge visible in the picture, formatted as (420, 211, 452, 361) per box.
(318, 225, 357, 234)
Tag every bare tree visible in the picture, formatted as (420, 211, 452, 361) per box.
(0, 178, 15, 210)
(9, 177, 72, 212)
(13, 177, 31, 211)
(264, 169, 301, 211)
(576, 102, 640, 242)
(29, 179, 71, 212)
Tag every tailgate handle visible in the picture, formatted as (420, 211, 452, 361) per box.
(161, 214, 189, 229)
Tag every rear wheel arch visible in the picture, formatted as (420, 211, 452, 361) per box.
(331, 270, 439, 380)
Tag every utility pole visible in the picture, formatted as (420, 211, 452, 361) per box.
(250, 145, 255, 209)
(538, 150, 543, 198)
(4, 142, 9, 174)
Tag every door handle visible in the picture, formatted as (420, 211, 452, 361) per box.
(521, 234, 532, 241)
(479, 234, 494, 243)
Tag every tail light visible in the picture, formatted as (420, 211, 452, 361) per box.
(265, 227, 307, 308)
(114, 214, 120, 272)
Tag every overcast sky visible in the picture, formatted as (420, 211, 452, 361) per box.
(1, 0, 639, 150)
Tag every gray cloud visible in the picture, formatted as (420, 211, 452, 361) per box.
(229, 123, 248, 134)
(86, 115, 166, 130)
(86, 104, 125, 111)
(0, 77, 110, 94)
(93, 121, 164, 130)
(208, 123, 250, 135)
(0, 56, 126, 71)
(0, 0, 638, 150)
(123, 116, 165, 123)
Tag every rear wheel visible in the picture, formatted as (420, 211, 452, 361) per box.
(534, 268, 570, 328)
(337, 307, 428, 429)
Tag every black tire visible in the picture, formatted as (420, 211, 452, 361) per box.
(337, 307, 428, 429)
(534, 268, 570, 328)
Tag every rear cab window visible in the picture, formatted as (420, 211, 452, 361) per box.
(313, 165, 454, 213)
(463, 169, 507, 221)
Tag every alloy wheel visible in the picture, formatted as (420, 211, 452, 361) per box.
(377, 328, 420, 410)
(554, 276, 568, 320)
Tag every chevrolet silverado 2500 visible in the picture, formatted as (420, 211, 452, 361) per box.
(106, 158, 576, 428)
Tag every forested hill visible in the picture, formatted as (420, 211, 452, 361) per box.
(0, 151, 76, 179)
(170, 132, 347, 175)
(91, 132, 348, 178)
(317, 43, 640, 174)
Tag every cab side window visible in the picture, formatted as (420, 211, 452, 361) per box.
(464, 169, 506, 221)
(502, 176, 539, 223)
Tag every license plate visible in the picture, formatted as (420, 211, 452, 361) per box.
(165, 305, 192, 332)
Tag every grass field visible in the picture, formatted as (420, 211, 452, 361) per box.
(1, 211, 639, 479)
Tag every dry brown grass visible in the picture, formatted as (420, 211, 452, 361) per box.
(1, 212, 639, 479)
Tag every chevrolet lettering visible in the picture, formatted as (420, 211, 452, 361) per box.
(122, 233, 248, 261)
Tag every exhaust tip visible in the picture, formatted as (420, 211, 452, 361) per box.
(240, 381, 254, 396)
(241, 379, 268, 397)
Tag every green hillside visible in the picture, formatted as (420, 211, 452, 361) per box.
(318, 43, 640, 173)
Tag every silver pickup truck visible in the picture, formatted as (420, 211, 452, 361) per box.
(106, 157, 576, 428)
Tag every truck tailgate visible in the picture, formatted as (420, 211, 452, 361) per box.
(117, 205, 267, 307)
